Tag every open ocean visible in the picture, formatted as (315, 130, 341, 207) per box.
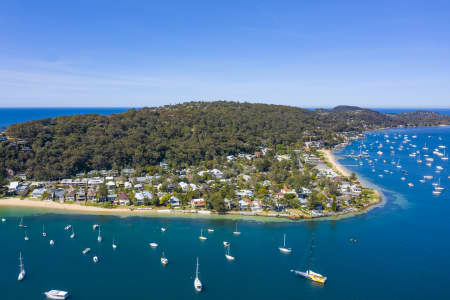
(0, 108, 450, 299)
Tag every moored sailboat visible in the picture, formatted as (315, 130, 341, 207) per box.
(18, 252, 26, 281)
(199, 229, 207, 240)
(225, 244, 235, 261)
(232, 223, 241, 235)
(194, 257, 202, 292)
(97, 226, 102, 242)
(279, 233, 292, 254)
(291, 236, 326, 284)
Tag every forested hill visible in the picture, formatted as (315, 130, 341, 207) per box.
(1, 101, 449, 179)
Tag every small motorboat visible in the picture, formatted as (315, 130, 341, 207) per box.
(82, 248, 91, 255)
(149, 242, 158, 248)
(93, 256, 99, 263)
(44, 290, 70, 299)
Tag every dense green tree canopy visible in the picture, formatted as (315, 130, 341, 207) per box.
(1, 101, 449, 180)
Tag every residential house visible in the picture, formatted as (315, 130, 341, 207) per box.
(169, 196, 180, 207)
(66, 190, 76, 201)
(7, 181, 19, 194)
(30, 188, 46, 199)
(76, 190, 86, 202)
(191, 198, 205, 208)
(87, 189, 97, 202)
(54, 189, 65, 203)
(107, 193, 117, 202)
(117, 192, 130, 205)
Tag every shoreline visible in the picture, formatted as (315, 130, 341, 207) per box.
(1, 146, 386, 222)
(319, 149, 384, 212)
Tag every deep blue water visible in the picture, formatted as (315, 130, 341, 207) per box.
(0, 108, 130, 129)
(0, 118, 450, 299)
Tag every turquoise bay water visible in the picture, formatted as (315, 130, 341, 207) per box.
(1, 117, 450, 298)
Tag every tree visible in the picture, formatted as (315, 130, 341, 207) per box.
(160, 193, 171, 206)
(209, 192, 226, 212)
(97, 183, 108, 202)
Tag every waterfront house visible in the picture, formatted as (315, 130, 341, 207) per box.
(8, 181, 19, 194)
(239, 198, 250, 210)
(191, 198, 205, 208)
(30, 188, 46, 199)
(134, 191, 152, 205)
(66, 190, 76, 201)
(169, 196, 180, 207)
(76, 190, 86, 202)
(250, 200, 262, 212)
(118, 192, 130, 205)
(87, 189, 97, 202)
(54, 189, 65, 202)
(107, 193, 117, 202)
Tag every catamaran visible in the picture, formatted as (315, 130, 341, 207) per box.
(225, 244, 235, 261)
(194, 257, 202, 292)
(18, 252, 25, 281)
(233, 223, 241, 235)
(70, 227, 75, 239)
(42, 225, 47, 237)
(279, 234, 292, 254)
(161, 251, 168, 265)
(291, 236, 327, 284)
(97, 226, 102, 242)
(199, 229, 207, 240)
(44, 290, 70, 299)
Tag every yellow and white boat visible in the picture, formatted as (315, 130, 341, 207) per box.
(291, 269, 327, 284)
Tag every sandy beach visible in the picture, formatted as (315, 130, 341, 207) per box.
(0, 198, 136, 214)
(319, 149, 352, 177)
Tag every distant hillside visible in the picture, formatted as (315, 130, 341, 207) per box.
(1, 101, 449, 179)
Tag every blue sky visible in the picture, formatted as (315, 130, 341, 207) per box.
(1, 0, 449, 108)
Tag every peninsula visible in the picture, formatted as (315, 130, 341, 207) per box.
(1, 101, 448, 219)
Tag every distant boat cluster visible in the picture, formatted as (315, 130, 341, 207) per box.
(347, 131, 448, 196)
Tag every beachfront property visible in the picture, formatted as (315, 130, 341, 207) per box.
(1, 145, 378, 219)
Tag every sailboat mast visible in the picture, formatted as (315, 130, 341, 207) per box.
(19, 252, 23, 270)
(196, 257, 199, 278)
